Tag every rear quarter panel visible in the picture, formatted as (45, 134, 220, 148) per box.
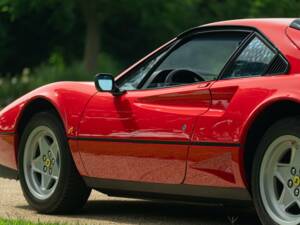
(186, 74, 300, 188)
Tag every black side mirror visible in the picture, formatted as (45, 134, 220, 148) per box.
(94, 73, 126, 96)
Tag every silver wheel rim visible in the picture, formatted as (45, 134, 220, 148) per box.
(260, 135, 300, 225)
(23, 126, 61, 200)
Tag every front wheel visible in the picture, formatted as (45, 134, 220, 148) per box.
(18, 111, 91, 214)
(252, 117, 300, 225)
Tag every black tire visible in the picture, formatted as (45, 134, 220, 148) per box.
(18, 111, 91, 214)
(252, 117, 300, 225)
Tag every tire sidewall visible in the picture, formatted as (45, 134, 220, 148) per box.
(18, 111, 72, 213)
(252, 117, 300, 225)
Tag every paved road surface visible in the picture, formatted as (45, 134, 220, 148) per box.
(0, 178, 261, 225)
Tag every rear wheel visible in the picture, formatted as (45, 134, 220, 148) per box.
(252, 117, 300, 225)
(18, 111, 91, 213)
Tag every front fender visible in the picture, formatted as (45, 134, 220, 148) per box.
(0, 81, 97, 135)
(0, 81, 97, 171)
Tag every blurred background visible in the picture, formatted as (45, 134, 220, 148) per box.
(0, 0, 299, 107)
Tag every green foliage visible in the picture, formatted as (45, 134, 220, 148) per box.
(192, 0, 252, 22)
(1, 0, 299, 75)
(0, 218, 65, 225)
(101, 0, 200, 65)
(0, 52, 121, 107)
(0, 0, 300, 106)
(0, 0, 79, 74)
(249, 0, 300, 17)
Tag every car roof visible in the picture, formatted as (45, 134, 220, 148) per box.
(178, 18, 300, 74)
(205, 18, 294, 28)
(180, 18, 294, 54)
(179, 18, 295, 38)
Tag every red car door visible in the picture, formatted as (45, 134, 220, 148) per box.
(78, 82, 211, 184)
(78, 30, 249, 184)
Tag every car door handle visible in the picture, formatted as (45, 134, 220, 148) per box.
(198, 82, 211, 88)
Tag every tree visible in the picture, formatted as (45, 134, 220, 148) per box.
(249, 0, 300, 17)
(2, 0, 300, 76)
(100, 0, 200, 66)
(79, 0, 100, 73)
(0, 0, 76, 74)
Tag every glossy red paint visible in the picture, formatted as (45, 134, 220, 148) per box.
(0, 82, 97, 170)
(68, 140, 89, 176)
(78, 81, 212, 183)
(79, 140, 188, 183)
(0, 134, 16, 169)
(189, 75, 300, 186)
(0, 19, 300, 198)
(0, 82, 97, 135)
(286, 26, 300, 49)
(185, 145, 244, 188)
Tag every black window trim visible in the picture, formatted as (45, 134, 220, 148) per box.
(117, 26, 290, 92)
(265, 54, 289, 76)
(139, 29, 252, 90)
(219, 30, 290, 80)
(116, 41, 176, 88)
(136, 39, 181, 89)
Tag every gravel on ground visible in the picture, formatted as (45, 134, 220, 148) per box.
(0, 178, 261, 225)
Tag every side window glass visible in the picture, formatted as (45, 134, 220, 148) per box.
(143, 32, 248, 89)
(223, 37, 276, 79)
(118, 50, 167, 91)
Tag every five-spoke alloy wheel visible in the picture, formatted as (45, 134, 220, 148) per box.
(18, 111, 91, 214)
(23, 126, 61, 200)
(253, 117, 300, 225)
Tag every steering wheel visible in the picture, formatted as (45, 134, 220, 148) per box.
(164, 69, 205, 86)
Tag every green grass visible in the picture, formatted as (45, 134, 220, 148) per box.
(0, 218, 65, 225)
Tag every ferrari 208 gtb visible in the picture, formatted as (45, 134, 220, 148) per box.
(2, 18, 300, 225)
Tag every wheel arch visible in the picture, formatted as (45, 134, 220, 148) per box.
(241, 98, 300, 191)
(15, 97, 67, 164)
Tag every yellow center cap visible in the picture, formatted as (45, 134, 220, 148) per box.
(293, 176, 300, 186)
(45, 159, 51, 168)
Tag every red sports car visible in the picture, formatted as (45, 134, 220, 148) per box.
(1, 18, 300, 225)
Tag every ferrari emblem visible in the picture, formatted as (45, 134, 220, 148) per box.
(45, 159, 51, 168)
(293, 176, 300, 186)
(68, 127, 75, 135)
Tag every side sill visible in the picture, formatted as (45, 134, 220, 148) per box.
(0, 164, 18, 180)
(84, 177, 252, 205)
